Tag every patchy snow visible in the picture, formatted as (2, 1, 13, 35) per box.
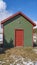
(0, 55, 37, 65)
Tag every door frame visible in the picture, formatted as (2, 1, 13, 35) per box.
(15, 29, 24, 46)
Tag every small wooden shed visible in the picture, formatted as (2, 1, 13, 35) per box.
(1, 12, 36, 48)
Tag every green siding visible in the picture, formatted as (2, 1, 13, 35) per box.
(3, 15, 33, 47)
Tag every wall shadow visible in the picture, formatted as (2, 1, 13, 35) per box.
(4, 15, 21, 26)
(3, 35, 14, 51)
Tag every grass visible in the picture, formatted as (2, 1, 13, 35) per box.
(0, 47, 37, 61)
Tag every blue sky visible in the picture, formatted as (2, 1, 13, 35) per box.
(0, 0, 37, 23)
(3, 0, 37, 21)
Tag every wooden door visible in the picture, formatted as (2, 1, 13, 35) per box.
(15, 29, 24, 46)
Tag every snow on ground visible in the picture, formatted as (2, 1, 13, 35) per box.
(0, 55, 37, 65)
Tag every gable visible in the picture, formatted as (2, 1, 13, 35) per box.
(3, 15, 33, 27)
(1, 12, 36, 26)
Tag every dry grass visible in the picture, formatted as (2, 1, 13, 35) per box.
(0, 47, 37, 61)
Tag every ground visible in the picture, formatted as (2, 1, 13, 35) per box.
(0, 47, 37, 65)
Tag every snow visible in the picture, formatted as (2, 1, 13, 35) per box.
(0, 55, 37, 65)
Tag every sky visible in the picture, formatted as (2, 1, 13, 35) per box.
(0, 0, 37, 25)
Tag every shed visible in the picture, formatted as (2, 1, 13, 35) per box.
(1, 12, 36, 48)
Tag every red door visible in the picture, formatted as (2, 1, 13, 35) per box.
(15, 29, 24, 46)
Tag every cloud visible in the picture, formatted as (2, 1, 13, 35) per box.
(0, 0, 6, 11)
(0, 0, 12, 32)
(0, 0, 12, 21)
(0, 10, 12, 21)
(34, 21, 37, 24)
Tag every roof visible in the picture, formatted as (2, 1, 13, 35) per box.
(1, 12, 36, 26)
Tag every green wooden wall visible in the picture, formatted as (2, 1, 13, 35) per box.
(3, 15, 33, 48)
